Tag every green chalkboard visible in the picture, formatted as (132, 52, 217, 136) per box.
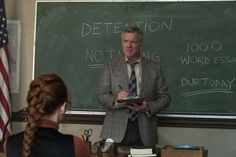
(34, 2, 236, 115)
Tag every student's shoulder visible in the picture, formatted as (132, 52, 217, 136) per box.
(73, 136, 91, 157)
(7, 131, 24, 140)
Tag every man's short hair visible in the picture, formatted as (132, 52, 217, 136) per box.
(122, 26, 144, 41)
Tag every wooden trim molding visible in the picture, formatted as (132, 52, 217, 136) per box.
(11, 112, 236, 129)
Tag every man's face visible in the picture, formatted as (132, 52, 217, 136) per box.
(122, 32, 142, 61)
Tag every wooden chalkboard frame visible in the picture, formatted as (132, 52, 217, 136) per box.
(13, 111, 236, 129)
(33, 0, 236, 123)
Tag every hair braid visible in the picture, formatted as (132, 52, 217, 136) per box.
(23, 82, 45, 157)
(22, 74, 68, 157)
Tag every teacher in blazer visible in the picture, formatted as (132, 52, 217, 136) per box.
(97, 26, 170, 147)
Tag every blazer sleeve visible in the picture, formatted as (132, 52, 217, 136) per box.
(142, 60, 171, 115)
(97, 61, 116, 110)
(151, 66, 171, 114)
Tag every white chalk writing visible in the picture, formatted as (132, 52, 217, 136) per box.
(181, 77, 235, 97)
(81, 19, 173, 38)
(85, 49, 160, 68)
(186, 41, 222, 53)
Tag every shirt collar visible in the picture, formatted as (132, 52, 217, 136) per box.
(125, 56, 141, 64)
(38, 119, 59, 130)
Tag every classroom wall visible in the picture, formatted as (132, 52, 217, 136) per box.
(5, 1, 236, 157)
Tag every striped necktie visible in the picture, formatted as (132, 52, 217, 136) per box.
(128, 62, 138, 121)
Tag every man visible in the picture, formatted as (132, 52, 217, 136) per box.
(97, 26, 170, 147)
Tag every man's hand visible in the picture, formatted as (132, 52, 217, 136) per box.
(126, 101, 149, 113)
(116, 91, 128, 101)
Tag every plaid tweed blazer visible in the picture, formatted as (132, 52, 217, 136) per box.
(97, 55, 170, 146)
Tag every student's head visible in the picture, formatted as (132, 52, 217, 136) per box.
(23, 73, 69, 157)
(121, 26, 144, 61)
